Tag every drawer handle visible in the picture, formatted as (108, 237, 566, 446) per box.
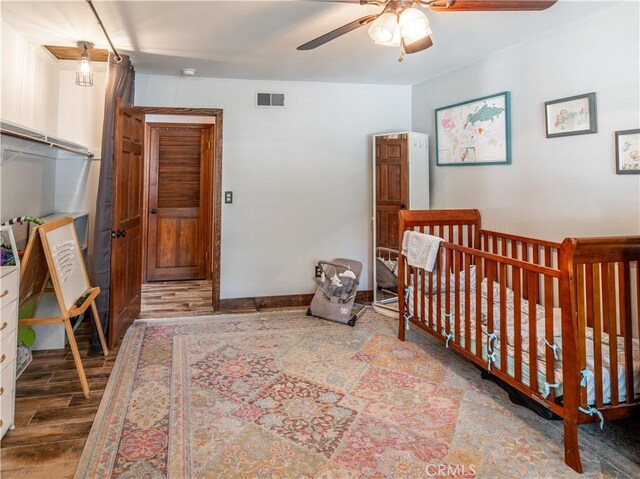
(0, 290, 8, 299)
(0, 322, 7, 331)
(0, 354, 5, 364)
(0, 387, 3, 396)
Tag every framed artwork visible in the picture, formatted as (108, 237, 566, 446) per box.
(545, 92, 597, 138)
(435, 91, 511, 166)
(616, 129, 640, 174)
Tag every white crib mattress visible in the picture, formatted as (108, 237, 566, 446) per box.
(407, 280, 640, 406)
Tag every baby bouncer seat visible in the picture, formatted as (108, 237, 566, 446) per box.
(306, 258, 366, 327)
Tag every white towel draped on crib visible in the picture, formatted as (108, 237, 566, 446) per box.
(401, 230, 443, 272)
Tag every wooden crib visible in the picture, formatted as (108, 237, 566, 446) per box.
(397, 209, 640, 473)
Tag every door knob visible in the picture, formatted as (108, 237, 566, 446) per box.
(115, 230, 126, 238)
(150, 208, 157, 214)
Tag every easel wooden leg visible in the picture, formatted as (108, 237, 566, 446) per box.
(64, 318, 90, 399)
(90, 301, 109, 356)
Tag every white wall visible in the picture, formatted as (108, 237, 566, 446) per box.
(55, 68, 106, 267)
(412, 3, 640, 241)
(135, 75, 412, 297)
(1, 20, 60, 244)
(0, 22, 106, 253)
(0, 21, 59, 134)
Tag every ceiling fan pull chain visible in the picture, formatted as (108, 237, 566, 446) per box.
(398, 46, 406, 63)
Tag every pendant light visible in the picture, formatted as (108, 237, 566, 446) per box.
(76, 41, 94, 87)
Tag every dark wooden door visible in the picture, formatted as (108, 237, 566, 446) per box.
(109, 98, 144, 345)
(375, 136, 408, 250)
(146, 124, 212, 281)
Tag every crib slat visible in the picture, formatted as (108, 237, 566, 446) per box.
(412, 265, 419, 327)
(637, 262, 640, 393)
(445, 248, 452, 336)
(528, 271, 538, 392)
(523, 244, 529, 300)
(420, 262, 426, 328)
(511, 239, 518, 260)
(513, 266, 522, 382)
(475, 257, 484, 357)
(427, 227, 434, 329)
(487, 260, 495, 336)
(467, 224, 473, 249)
(492, 235, 498, 255)
(454, 250, 461, 344)
(544, 272, 555, 400)
(436, 248, 442, 336)
(500, 263, 508, 371)
(576, 264, 588, 407)
(620, 262, 634, 403)
(544, 246, 552, 268)
(607, 263, 619, 407)
(464, 254, 471, 352)
(593, 264, 604, 409)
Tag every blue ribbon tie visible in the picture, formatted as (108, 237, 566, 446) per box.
(579, 406, 604, 430)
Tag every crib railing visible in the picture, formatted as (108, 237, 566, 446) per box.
(480, 230, 562, 306)
(560, 237, 640, 414)
(398, 238, 566, 414)
(398, 210, 640, 473)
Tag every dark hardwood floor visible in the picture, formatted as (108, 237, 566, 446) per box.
(1, 281, 300, 478)
(0, 320, 120, 479)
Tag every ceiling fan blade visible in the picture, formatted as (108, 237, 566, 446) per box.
(403, 35, 434, 54)
(429, 0, 557, 11)
(297, 14, 378, 50)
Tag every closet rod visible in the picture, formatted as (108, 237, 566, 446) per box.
(0, 128, 94, 159)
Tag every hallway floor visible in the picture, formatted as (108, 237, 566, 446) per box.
(140, 280, 214, 318)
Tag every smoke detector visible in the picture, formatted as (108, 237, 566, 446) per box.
(182, 68, 196, 76)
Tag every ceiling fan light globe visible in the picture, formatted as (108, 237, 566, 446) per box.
(368, 12, 398, 44)
(375, 25, 401, 47)
(399, 7, 431, 43)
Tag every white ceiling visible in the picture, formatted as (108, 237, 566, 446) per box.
(1, 1, 620, 85)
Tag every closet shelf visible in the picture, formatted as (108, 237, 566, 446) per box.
(1, 119, 94, 165)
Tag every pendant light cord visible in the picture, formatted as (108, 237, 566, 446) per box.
(85, 0, 122, 63)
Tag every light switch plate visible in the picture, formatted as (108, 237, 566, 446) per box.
(224, 191, 233, 204)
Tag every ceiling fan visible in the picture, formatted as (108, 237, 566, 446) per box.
(298, 1, 557, 61)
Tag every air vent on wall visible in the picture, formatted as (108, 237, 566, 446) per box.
(256, 92, 285, 108)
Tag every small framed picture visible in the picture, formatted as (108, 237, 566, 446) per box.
(545, 92, 597, 138)
(616, 129, 640, 174)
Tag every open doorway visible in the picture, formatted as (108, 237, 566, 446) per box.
(139, 108, 223, 316)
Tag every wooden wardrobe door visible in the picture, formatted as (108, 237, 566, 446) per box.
(110, 98, 144, 345)
(146, 124, 211, 282)
(375, 137, 408, 250)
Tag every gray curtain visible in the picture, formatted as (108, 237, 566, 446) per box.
(90, 53, 135, 354)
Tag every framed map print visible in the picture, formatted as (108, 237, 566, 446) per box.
(436, 91, 511, 166)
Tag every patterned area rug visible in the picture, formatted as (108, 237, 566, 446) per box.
(76, 310, 640, 478)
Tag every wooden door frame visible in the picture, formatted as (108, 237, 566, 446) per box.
(138, 107, 223, 311)
(145, 122, 214, 282)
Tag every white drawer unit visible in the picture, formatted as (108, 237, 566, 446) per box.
(0, 266, 19, 439)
